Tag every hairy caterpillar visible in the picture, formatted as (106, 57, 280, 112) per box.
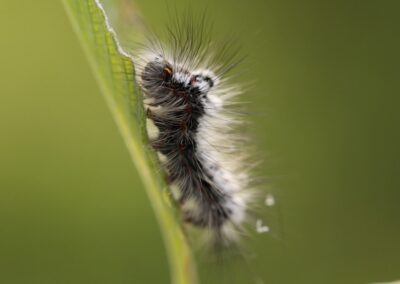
(132, 11, 259, 248)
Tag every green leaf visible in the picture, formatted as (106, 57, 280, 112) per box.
(62, 1, 198, 283)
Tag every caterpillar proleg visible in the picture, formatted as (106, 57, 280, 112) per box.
(134, 11, 259, 248)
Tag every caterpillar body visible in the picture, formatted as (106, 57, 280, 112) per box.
(134, 14, 256, 247)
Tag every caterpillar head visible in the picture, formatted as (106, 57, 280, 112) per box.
(140, 55, 219, 98)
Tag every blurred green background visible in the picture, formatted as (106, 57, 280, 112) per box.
(1, 0, 400, 283)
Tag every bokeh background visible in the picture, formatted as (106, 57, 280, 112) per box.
(1, 0, 400, 283)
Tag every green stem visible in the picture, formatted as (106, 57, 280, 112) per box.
(62, 0, 198, 283)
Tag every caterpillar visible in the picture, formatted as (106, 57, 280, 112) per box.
(134, 12, 257, 248)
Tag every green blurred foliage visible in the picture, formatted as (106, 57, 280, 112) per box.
(1, 0, 399, 283)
